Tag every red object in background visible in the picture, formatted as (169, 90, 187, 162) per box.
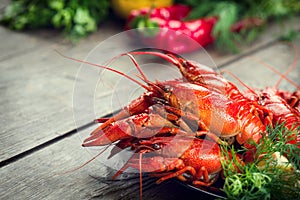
(126, 5, 217, 54)
(231, 17, 265, 32)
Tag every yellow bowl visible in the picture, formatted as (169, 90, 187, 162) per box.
(111, 0, 174, 18)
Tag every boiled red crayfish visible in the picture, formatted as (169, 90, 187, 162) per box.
(58, 48, 299, 195)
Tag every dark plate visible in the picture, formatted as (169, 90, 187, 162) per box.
(175, 178, 226, 199)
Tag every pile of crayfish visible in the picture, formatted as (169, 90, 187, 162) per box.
(76, 50, 299, 194)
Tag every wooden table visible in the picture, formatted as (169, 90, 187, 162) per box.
(1, 13, 299, 200)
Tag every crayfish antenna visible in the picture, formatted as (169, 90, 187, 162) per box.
(129, 50, 181, 67)
(112, 151, 138, 180)
(124, 53, 149, 83)
(102, 49, 182, 89)
(54, 49, 151, 91)
(139, 152, 143, 200)
(221, 69, 257, 95)
(247, 42, 299, 90)
(103, 52, 149, 83)
(276, 41, 299, 89)
(112, 152, 145, 200)
(57, 145, 111, 175)
(134, 73, 167, 95)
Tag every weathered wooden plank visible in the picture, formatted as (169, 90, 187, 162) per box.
(0, 20, 126, 163)
(1, 16, 299, 164)
(0, 48, 76, 163)
(0, 27, 61, 61)
(1, 36, 299, 200)
(222, 40, 300, 91)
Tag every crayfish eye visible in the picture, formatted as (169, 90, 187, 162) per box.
(163, 85, 171, 92)
(152, 143, 160, 150)
(260, 94, 267, 100)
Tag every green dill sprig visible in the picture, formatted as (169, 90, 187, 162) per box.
(220, 123, 300, 200)
(256, 124, 300, 169)
(0, 0, 110, 43)
(223, 168, 272, 200)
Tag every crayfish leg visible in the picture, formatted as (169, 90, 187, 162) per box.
(156, 166, 197, 184)
(192, 172, 219, 187)
(195, 131, 228, 146)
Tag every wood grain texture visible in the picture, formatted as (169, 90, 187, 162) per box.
(1, 38, 299, 200)
(0, 20, 125, 163)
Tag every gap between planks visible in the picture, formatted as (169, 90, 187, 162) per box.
(0, 121, 92, 168)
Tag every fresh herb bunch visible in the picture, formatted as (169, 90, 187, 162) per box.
(0, 0, 110, 42)
(176, 0, 300, 52)
(220, 124, 300, 200)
